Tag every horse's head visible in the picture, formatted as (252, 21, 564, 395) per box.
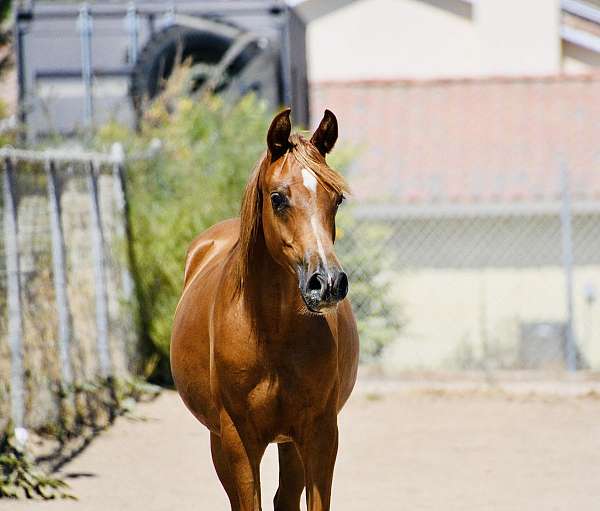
(238, 109, 350, 314)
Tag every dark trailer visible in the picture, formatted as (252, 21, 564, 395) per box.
(15, 1, 309, 141)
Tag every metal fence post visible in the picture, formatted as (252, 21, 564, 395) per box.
(87, 160, 112, 379)
(46, 159, 74, 387)
(14, 12, 27, 143)
(78, 3, 94, 131)
(164, 3, 176, 28)
(278, 9, 293, 107)
(110, 143, 138, 371)
(560, 161, 577, 372)
(3, 157, 26, 445)
(111, 143, 134, 301)
(126, 2, 139, 65)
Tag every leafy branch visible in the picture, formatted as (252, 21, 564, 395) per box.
(0, 428, 75, 500)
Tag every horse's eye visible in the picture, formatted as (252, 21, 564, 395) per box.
(270, 192, 287, 212)
(336, 194, 345, 207)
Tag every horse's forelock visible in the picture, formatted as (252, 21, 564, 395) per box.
(288, 134, 349, 196)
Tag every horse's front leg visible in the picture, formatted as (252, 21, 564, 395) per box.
(298, 411, 339, 511)
(219, 409, 266, 511)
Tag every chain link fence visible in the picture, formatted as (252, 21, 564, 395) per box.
(0, 147, 140, 434)
(337, 199, 600, 372)
(315, 75, 600, 374)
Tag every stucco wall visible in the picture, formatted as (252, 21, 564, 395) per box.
(476, 0, 560, 76)
(307, 0, 480, 81)
(382, 266, 600, 371)
(306, 0, 563, 81)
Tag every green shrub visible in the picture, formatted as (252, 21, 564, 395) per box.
(0, 426, 74, 500)
(97, 80, 273, 373)
(0, 99, 15, 147)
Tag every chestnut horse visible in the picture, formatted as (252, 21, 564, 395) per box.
(171, 109, 359, 511)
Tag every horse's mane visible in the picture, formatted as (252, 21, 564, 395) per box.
(233, 133, 349, 296)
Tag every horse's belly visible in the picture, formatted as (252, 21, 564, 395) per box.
(171, 276, 218, 431)
(171, 220, 239, 433)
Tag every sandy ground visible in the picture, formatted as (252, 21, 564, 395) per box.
(2, 382, 600, 511)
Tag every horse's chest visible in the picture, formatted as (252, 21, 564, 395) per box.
(217, 314, 338, 434)
(245, 375, 280, 408)
(246, 357, 336, 427)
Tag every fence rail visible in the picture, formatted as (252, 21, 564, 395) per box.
(0, 147, 121, 164)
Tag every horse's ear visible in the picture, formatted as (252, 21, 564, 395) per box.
(267, 108, 292, 162)
(311, 109, 338, 156)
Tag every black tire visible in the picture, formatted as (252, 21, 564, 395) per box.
(130, 24, 257, 113)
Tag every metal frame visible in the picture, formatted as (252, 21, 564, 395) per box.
(562, 0, 600, 24)
(354, 200, 600, 221)
(15, 1, 308, 139)
(561, 25, 600, 53)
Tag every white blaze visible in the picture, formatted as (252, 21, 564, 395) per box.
(302, 168, 330, 280)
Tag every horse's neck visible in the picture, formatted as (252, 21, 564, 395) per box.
(238, 236, 303, 329)
(231, 236, 337, 350)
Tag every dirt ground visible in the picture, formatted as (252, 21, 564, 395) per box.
(2, 379, 600, 511)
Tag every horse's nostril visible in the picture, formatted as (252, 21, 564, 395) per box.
(307, 273, 324, 292)
(334, 272, 348, 300)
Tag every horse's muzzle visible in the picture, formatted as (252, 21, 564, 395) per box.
(298, 266, 348, 313)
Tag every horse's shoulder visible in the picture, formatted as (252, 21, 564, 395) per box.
(183, 218, 240, 287)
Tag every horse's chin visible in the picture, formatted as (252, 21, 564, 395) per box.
(318, 303, 339, 317)
(299, 295, 338, 317)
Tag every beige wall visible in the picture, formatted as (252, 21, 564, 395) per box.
(476, 0, 560, 76)
(307, 0, 479, 81)
(307, 0, 563, 81)
(382, 267, 600, 372)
